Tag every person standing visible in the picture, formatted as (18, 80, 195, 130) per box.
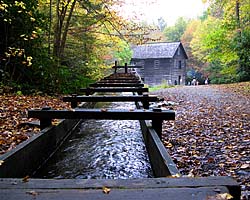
(205, 78, 209, 85)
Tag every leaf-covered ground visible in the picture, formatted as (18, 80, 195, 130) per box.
(152, 82, 250, 199)
(0, 95, 70, 155)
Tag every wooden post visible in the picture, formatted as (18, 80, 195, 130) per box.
(125, 63, 128, 73)
(40, 107, 52, 129)
(86, 88, 91, 96)
(114, 61, 117, 73)
(71, 94, 78, 108)
(138, 91, 143, 95)
(142, 93, 149, 109)
(152, 108, 163, 140)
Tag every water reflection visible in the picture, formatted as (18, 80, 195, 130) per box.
(36, 102, 153, 179)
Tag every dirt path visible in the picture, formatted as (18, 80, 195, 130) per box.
(151, 84, 250, 199)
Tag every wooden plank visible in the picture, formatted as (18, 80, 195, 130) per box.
(89, 83, 144, 88)
(63, 95, 159, 108)
(112, 65, 143, 68)
(0, 177, 239, 190)
(98, 80, 141, 83)
(0, 187, 230, 200)
(105, 73, 137, 78)
(103, 77, 140, 81)
(28, 109, 175, 121)
(147, 126, 179, 176)
(0, 119, 80, 178)
(0, 177, 240, 199)
(63, 95, 159, 103)
(80, 87, 148, 94)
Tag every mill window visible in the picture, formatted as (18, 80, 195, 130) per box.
(154, 60, 160, 69)
(178, 60, 182, 69)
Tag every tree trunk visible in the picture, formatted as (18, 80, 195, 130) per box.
(53, 0, 73, 58)
(236, 0, 240, 31)
(60, 0, 77, 57)
(235, 0, 242, 74)
(53, 0, 61, 57)
(48, 0, 52, 55)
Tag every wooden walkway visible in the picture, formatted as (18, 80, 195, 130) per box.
(0, 177, 240, 200)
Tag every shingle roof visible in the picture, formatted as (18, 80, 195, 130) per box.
(132, 42, 181, 59)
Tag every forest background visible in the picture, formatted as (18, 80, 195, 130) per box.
(0, 0, 249, 94)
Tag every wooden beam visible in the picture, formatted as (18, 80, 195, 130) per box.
(63, 95, 158, 102)
(28, 108, 175, 130)
(112, 65, 143, 69)
(106, 73, 137, 78)
(80, 87, 148, 95)
(103, 77, 140, 81)
(98, 80, 141, 83)
(0, 176, 239, 190)
(89, 83, 144, 88)
(0, 177, 240, 200)
(28, 109, 175, 120)
(63, 95, 160, 108)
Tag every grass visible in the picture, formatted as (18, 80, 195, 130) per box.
(148, 81, 175, 92)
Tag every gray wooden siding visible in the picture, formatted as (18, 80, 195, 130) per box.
(134, 57, 186, 86)
(132, 45, 187, 86)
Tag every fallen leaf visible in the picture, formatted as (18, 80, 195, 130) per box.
(102, 186, 111, 194)
(208, 157, 215, 163)
(240, 164, 250, 169)
(0, 94, 71, 155)
(152, 83, 250, 199)
(22, 175, 30, 183)
(207, 193, 233, 200)
(163, 141, 173, 148)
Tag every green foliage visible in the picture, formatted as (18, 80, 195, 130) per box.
(235, 29, 250, 81)
(16, 90, 22, 96)
(113, 40, 132, 65)
(199, 11, 209, 21)
(191, 16, 237, 64)
(185, 0, 250, 84)
(186, 69, 204, 84)
(0, 0, 137, 94)
(163, 17, 188, 42)
(0, 0, 46, 84)
(56, 66, 94, 94)
(41, 0, 135, 92)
